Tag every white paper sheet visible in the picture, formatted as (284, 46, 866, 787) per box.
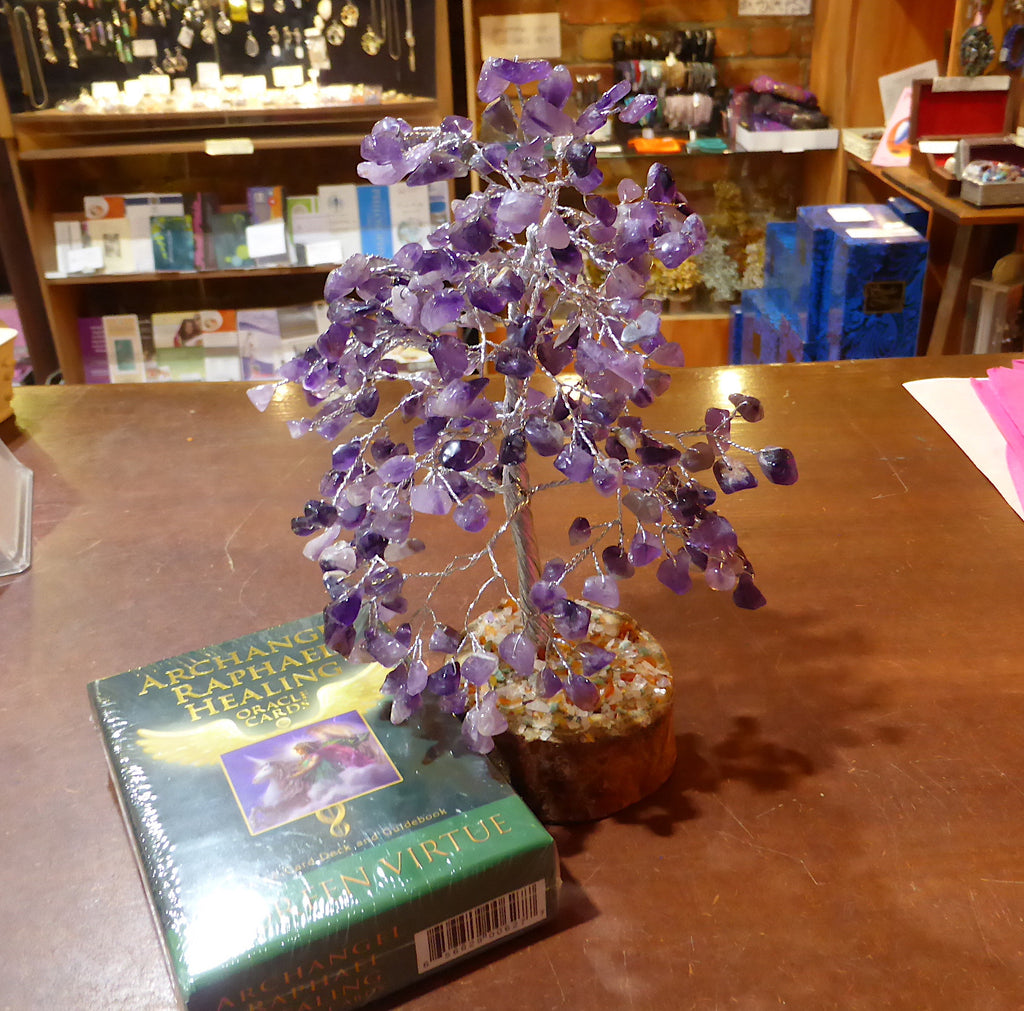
(904, 377, 1024, 521)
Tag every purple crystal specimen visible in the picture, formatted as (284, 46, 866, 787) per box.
(410, 480, 453, 515)
(421, 291, 465, 333)
(538, 64, 573, 108)
(566, 673, 600, 712)
(494, 343, 536, 379)
(461, 691, 508, 753)
(522, 95, 576, 138)
(713, 456, 759, 494)
(429, 623, 462, 654)
(578, 643, 615, 677)
(378, 455, 416, 484)
(439, 439, 485, 471)
(538, 666, 563, 699)
(462, 652, 499, 686)
(705, 558, 739, 592)
(729, 392, 765, 422)
(530, 579, 568, 613)
(629, 528, 661, 567)
(554, 443, 595, 482)
(680, 442, 715, 472)
(733, 573, 767, 610)
(454, 494, 489, 532)
(688, 513, 738, 554)
(429, 333, 470, 382)
(602, 545, 636, 580)
(582, 574, 620, 608)
(524, 417, 564, 456)
(497, 190, 544, 232)
(365, 627, 409, 667)
(568, 516, 592, 545)
(553, 599, 591, 640)
(657, 552, 693, 595)
(757, 447, 799, 485)
(389, 685, 422, 723)
(499, 631, 536, 677)
(619, 93, 657, 123)
(427, 660, 461, 695)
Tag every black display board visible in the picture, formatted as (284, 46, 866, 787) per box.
(0, 0, 436, 113)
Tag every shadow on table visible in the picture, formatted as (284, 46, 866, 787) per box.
(548, 602, 906, 856)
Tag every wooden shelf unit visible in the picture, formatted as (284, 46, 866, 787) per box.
(5, 4, 453, 383)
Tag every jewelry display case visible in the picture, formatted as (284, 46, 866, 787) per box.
(0, 0, 452, 381)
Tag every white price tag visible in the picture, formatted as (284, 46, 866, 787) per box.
(195, 62, 221, 89)
(204, 137, 255, 156)
(245, 220, 288, 258)
(271, 64, 305, 89)
(828, 207, 875, 223)
(67, 245, 105, 273)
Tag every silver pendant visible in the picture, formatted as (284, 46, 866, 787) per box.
(325, 19, 343, 44)
(245, 29, 259, 56)
(339, 2, 358, 27)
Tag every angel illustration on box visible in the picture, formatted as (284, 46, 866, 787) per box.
(221, 711, 402, 834)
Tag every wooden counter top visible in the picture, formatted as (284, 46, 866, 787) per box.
(4, 355, 1024, 1009)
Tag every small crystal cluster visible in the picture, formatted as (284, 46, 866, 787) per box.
(250, 58, 798, 754)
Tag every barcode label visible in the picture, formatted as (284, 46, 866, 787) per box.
(414, 879, 547, 972)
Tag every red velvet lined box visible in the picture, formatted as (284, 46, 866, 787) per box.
(908, 77, 1020, 196)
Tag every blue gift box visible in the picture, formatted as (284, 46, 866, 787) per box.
(763, 221, 801, 299)
(796, 204, 927, 360)
(735, 287, 806, 365)
(886, 196, 928, 236)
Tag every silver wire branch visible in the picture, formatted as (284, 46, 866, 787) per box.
(501, 373, 550, 651)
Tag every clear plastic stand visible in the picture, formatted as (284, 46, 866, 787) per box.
(0, 437, 32, 577)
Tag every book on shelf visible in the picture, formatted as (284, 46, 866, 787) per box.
(53, 217, 90, 276)
(184, 192, 221, 272)
(284, 194, 319, 266)
(150, 309, 242, 382)
(84, 216, 136, 274)
(212, 209, 255, 270)
(87, 614, 559, 1011)
(238, 306, 286, 380)
(152, 215, 197, 272)
(247, 185, 290, 268)
(356, 185, 394, 259)
(315, 184, 364, 264)
(79, 314, 147, 383)
(128, 194, 185, 274)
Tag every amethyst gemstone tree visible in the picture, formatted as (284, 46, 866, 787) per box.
(250, 58, 797, 819)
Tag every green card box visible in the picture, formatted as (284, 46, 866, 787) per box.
(88, 615, 560, 1011)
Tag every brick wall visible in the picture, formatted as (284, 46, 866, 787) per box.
(469, 0, 815, 95)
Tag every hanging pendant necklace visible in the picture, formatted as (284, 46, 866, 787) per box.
(339, 2, 358, 27)
(360, 0, 381, 54)
(403, 0, 413, 70)
(267, 23, 280, 55)
(245, 28, 259, 55)
(36, 6, 58, 64)
(384, 0, 398, 59)
(215, 0, 231, 33)
(11, 4, 49, 107)
(57, 1, 78, 67)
